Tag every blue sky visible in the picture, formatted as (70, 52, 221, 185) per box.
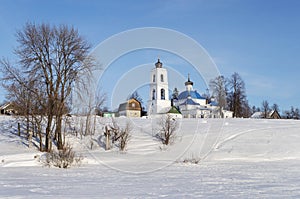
(1, 0, 300, 112)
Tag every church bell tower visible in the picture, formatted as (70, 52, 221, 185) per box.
(147, 59, 171, 115)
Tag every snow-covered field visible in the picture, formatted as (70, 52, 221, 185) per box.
(1, 115, 300, 198)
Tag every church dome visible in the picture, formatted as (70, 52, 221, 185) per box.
(155, 59, 162, 68)
(185, 74, 193, 86)
(178, 90, 205, 100)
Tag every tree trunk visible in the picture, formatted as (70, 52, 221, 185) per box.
(56, 115, 63, 150)
(38, 129, 43, 152)
(85, 113, 91, 136)
(105, 126, 110, 150)
(18, 123, 21, 136)
(28, 131, 32, 148)
(26, 116, 30, 135)
(45, 114, 53, 152)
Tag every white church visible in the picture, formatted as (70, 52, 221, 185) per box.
(147, 59, 233, 118)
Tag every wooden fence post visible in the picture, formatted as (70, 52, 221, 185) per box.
(18, 123, 21, 136)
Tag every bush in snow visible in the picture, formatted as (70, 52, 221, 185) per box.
(156, 114, 178, 145)
(44, 143, 83, 168)
(116, 121, 132, 151)
(182, 157, 201, 164)
(103, 119, 132, 151)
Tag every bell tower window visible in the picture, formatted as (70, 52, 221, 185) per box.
(161, 74, 164, 82)
(161, 89, 165, 100)
(153, 75, 155, 82)
(152, 89, 156, 100)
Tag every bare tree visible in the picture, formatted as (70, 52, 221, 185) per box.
(241, 100, 251, 118)
(117, 121, 132, 151)
(84, 95, 95, 137)
(252, 106, 257, 115)
(103, 119, 132, 151)
(272, 103, 280, 113)
(1, 23, 94, 151)
(0, 68, 49, 151)
(172, 87, 179, 100)
(288, 106, 300, 119)
(209, 75, 227, 117)
(261, 100, 270, 118)
(157, 114, 178, 145)
(227, 72, 248, 118)
(284, 110, 291, 119)
(128, 91, 143, 105)
(294, 108, 300, 119)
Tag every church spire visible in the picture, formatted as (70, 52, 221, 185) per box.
(185, 73, 194, 92)
(185, 73, 194, 86)
(155, 58, 162, 68)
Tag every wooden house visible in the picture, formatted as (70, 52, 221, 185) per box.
(269, 110, 281, 119)
(0, 103, 17, 115)
(251, 110, 281, 119)
(118, 98, 142, 117)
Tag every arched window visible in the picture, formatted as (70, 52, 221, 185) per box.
(161, 74, 164, 82)
(152, 89, 156, 100)
(153, 74, 155, 82)
(161, 89, 165, 100)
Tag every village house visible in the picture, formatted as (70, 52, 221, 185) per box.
(0, 102, 17, 115)
(251, 110, 281, 119)
(118, 98, 142, 117)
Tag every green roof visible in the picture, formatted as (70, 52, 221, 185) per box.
(168, 106, 181, 114)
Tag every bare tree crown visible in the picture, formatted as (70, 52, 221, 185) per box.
(1, 23, 95, 151)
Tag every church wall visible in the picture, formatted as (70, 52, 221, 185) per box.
(223, 110, 233, 118)
(195, 98, 207, 106)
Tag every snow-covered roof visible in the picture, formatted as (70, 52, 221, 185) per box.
(251, 110, 281, 119)
(251, 112, 263, 118)
(0, 103, 11, 110)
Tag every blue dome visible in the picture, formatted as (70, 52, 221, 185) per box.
(178, 91, 205, 100)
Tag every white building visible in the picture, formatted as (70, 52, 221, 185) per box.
(174, 75, 232, 118)
(147, 59, 172, 115)
(146, 59, 232, 119)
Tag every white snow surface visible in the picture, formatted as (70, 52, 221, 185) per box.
(1, 115, 300, 198)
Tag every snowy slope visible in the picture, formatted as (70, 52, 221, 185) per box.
(1, 115, 300, 198)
